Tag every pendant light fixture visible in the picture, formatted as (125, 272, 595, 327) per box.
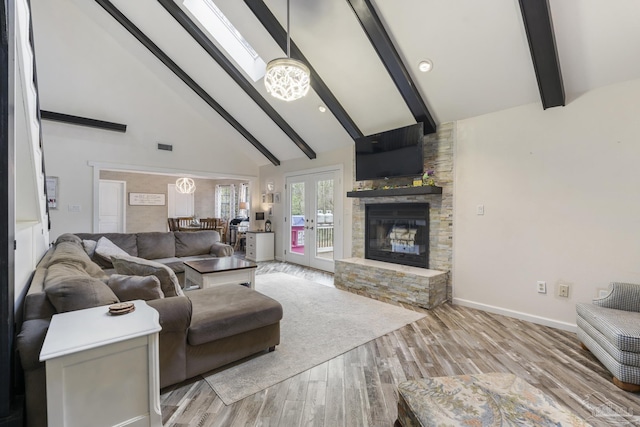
(264, 0, 310, 102)
(176, 177, 196, 194)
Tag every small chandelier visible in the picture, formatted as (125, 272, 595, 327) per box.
(264, 0, 310, 102)
(176, 177, 196, 194)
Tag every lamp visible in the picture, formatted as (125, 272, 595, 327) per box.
(239, 201, 248, 217)
(176, 177, 196, 194)
(264, 0, 310, 102)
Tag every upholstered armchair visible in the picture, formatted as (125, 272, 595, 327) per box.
(576, 282, 640, 391)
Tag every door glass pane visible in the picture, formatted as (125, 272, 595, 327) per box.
(315, 178, 334, 260)
(290, 181, 305, 255)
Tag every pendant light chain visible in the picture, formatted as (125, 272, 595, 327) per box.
(286, 0, 291, 58)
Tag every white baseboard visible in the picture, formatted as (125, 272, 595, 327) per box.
(453, 298, 577, 333)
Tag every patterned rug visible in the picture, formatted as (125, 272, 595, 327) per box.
(397, 373, 590, 426)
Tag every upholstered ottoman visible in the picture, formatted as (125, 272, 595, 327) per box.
(396, 373, 589, 427)
(184, 284, 283, 378)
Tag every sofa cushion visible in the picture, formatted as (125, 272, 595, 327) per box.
(112, 255, 184, 298)
(45, 276, 119, 313)
(45, 262, 89, 289)
(75, 233, 138, 268)
(107, 274, 164, 301)
(95, 237, 129, 262)
(55, 233, 82, 245)
(174, 231, 219, 257)
(187, 285, 283, 345)
(150, 257, 185, 274)
(82, 239, 97, 257)
(576, 303, 640, 353)
(137, 232, 176, 260)
(45, 241, 107, 280)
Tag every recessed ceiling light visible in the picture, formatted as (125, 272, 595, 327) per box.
(418, 59, 433, 73)
(318, 105, 327, 113)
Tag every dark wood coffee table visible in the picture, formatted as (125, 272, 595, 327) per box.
(184, 258, 257, 289)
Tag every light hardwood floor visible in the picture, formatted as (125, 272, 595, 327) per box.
(161, 261, 640, 426)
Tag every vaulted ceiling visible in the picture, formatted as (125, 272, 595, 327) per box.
(32, 0, 640, 167)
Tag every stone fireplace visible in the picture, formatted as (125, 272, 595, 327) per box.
(334, 123, 454, 309)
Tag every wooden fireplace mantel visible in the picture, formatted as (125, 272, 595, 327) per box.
(346, 186, 442, 198)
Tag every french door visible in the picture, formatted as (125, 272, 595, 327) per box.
(284, 169, 342, 272)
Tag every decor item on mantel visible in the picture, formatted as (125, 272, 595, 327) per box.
(422, 170, 436, 186)
(263, 0, 310, 101)
(176, 177, 196, 194)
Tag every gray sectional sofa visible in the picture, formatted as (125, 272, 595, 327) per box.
(17, 232, 283, 427)
(75, 230, 234, 285)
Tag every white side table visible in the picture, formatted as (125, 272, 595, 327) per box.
(245, 231, 275, 262)
(40, 300, 162, 427)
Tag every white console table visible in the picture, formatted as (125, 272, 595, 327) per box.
(40, 300, 162, 427)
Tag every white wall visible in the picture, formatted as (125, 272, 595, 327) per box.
(258, 146, 354, 261)
(32, 0, 260, 238)
(453, 77, 640, 330)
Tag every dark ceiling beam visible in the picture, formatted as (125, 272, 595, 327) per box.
(41, 110, 127, 132)
(94, 0, 280, 166)
(518, 0, 565, 109)
(244, 0, 363, 139)
(345, 0, 436, 135)
(157, 0, 315, 160)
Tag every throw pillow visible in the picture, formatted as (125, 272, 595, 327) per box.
(111, 255, 184, 298)
(94, 237, 129, 262)
(45, 276, 119, 313)
(82, 239, 97, 258)
(107, 274, 164, 301)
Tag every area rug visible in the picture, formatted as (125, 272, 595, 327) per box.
(204, 272, 425, 405)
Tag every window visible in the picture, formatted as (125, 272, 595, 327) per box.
(239, 182, 249, 217)
(182, 0, 266, 82)
(216, 184, 234, 219)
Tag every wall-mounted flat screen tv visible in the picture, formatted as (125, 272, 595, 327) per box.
(355, 122, 424, 181)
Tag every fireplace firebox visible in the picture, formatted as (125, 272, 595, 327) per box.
(365, 203, 429, 268)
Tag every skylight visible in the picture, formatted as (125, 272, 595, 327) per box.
(182, 0, 266, 82)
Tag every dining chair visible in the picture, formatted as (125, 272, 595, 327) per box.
(167, 218, 180, 232)
(200, 218, 216, 230)
(216, 218, 228, 243)
(177, 217, 194, 230)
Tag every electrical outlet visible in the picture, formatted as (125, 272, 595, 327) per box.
(476, 204, 485, 215)
(558, 284, 570, 298)
(537, 281, 546, 294)
(68, 204, 81, 212)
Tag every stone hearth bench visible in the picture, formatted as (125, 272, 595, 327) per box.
(334, 258, 447, 309)
(396, 373, 589, 427)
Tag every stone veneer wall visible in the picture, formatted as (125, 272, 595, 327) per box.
(335, 258, 448, 308)
(351, 122, 454, 299)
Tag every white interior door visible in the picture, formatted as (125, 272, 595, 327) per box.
(98, 180, 126, 233)
(167, 184, 195, 218)
(284, 169, 341, 272)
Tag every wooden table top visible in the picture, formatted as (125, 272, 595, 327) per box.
(184, 257, 257, 274)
